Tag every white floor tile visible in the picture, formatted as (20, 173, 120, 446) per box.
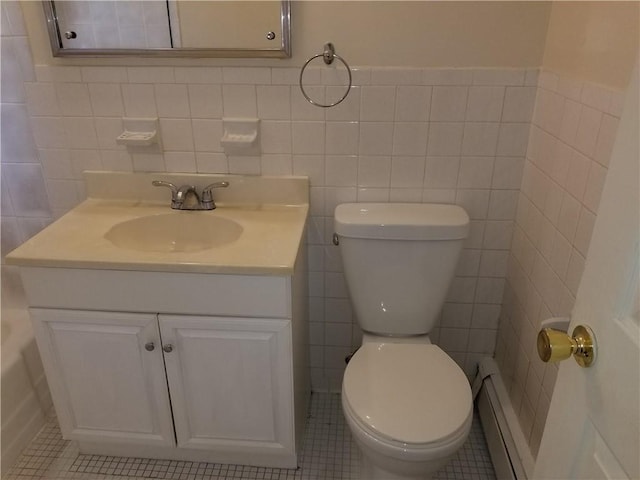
(5, 393, 496, 480)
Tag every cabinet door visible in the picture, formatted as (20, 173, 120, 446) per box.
(30, 308, 175, 447)
(160, 315, 294, 454)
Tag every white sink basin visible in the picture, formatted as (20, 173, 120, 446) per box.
(104, 213, 243, 253)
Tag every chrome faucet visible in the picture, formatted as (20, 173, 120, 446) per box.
(152, 180, 229, 210)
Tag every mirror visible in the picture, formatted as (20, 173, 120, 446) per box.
(42, 0, 291, 58)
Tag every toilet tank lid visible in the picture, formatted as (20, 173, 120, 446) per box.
(334, 203, 469, 240)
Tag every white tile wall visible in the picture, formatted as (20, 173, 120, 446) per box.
(1, 3, 52, 260)
(494, 69, 623, 458)
(0, 0, 543, 400)
(0, 2, 53, 314)
(15, 62, 537, 391)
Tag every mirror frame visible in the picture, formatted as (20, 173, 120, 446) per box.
(42, 0, 291, 58)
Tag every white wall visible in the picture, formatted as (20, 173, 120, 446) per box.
(291, 1, 550, 67)
(3, 0, 552, 392)
(495, 70, 624, 457)
(22, 1, 551, 67)
(495, 0, 638, 458)
(542, 1, 639, 89)
(8, 60, 537, 391)
(2, 1, 636, 400)
(1, 1, 52, 308)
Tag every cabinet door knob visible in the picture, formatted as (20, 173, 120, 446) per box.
(162, 344, 174, 353)
(144, 342, 155, 351)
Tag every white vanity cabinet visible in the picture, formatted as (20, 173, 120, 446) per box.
(160, 314, 294, 455)
(30, 308, 298, 465)
(6, 172, 310, 468)
(29, 309, 176, 448)
(20, 266, 309, 469)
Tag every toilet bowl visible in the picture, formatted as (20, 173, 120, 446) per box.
(342, 338, 473, 480)
(334, 203, 473, 480)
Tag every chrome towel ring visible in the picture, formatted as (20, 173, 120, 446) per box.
(299, 43, 352, 108)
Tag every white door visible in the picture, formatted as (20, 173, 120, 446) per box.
(159, 314, 294, 454)
(30, 308, 175, 447)
(533, 66, 639, 478)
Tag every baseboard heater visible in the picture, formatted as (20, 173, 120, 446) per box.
(472, 357, 535, 480)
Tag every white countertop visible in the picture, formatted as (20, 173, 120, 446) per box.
(6, 173, 309, 276)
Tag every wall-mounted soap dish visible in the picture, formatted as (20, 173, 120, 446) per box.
(116, 118, 160, 148)
(116, 130, 157, 147)
(221, 118, 260, 156)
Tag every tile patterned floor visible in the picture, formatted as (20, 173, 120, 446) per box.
(4, 393, 496, 480)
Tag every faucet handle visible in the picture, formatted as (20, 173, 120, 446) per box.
(201, 181, 229, 209)
(202, 181, 229, 192)
(152, 180, 178, 200)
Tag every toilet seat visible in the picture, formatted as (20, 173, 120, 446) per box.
(342, 343, 473, 448)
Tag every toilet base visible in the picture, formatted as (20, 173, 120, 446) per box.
(344, 396, 466, 480)
(354, 437, 455, 480)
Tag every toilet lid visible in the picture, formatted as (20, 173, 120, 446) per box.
(343, 343, 472, 445)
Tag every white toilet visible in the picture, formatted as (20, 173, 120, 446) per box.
(334, 203, 473, 480)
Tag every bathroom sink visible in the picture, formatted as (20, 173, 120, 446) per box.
(104, 213, 243, 253)
(6, 172, 309, 273)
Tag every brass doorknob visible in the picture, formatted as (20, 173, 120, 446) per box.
(537, 325, 596, 368)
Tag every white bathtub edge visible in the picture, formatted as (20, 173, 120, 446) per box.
(1, 307, 52, 475)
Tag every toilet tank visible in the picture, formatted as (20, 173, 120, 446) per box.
(334, 203, 469, 336)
